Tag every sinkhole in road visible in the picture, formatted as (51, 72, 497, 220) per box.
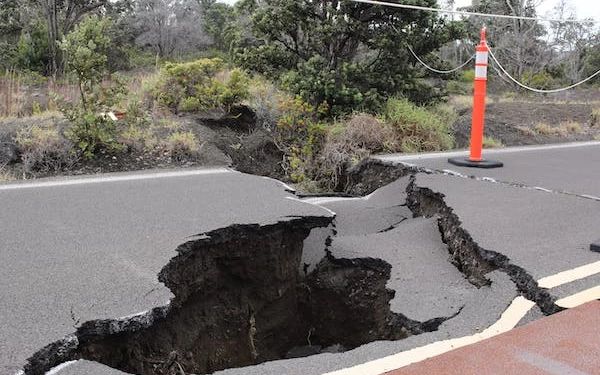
(23, 160, 561, 375)
(24, 218, 447, 375)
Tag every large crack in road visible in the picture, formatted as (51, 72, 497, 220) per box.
(19, 161, 576, 375)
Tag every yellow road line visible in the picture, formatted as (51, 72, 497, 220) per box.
(555, 286, 600, 308)
(322, 297, 535, 375)
(537, 261, 600, 289)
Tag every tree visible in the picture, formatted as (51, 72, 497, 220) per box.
(58, 15, 127, 158)
(33, 0, 108, 76)
(133, 0, 210, 58)
(0, 0, 29, 69)
(461, 0, 548, 82)
(547, 0, 598, 83)
(237, 0, 463, 115)
(198, 0, 236, 50)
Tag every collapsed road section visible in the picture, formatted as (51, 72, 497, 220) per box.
(10, 158, 600, 375)
(22, 215, 453, 375)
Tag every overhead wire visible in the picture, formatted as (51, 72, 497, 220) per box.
(407, 45, 474, 74)
(347, 0, 597, 24)
(354, 0, 599, 92)
(486, 43, 600, 93)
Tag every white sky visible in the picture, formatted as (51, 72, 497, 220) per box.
(450, 0, 598, 21)
(219, 0, 599, 21)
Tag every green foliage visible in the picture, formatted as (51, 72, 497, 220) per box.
(274, 96, 328, 182)
(167, 131, 199, 161)
(199, 0, 236, 50)
(15, 21, 50, 73)
(460, 69, 475, 83)
(59, 15, 112, 107)
(239, 0, 463, 115)
(521, 71, 556, 89)
(281, 56, 382, 116)
(385, 98, 454, 153)
(150, 58, 250, 113)
(314, 113, 396, 190)
(58, 15, 130, 159)
(16, 123, 76, 174)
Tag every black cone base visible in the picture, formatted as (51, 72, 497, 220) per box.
(448, 157, 503, 169)
(591, 240, 600, 253)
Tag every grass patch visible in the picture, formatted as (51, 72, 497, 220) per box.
(385, 98, 454, 153)
(166, 131, 199, 161)
(482, 137, 504, 148)
(533, 121, 584, 136)
(559, 121, 583, 134)
(515, 125, 537, 136)
(16, 123, 76, 174)
(0, 165, 16, 182)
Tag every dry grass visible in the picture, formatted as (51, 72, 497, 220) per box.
(448, 95, 472, 111)
(591, 108, 600, 127)
(559, 121, 583, 134)
(482, 136, 504, 148)
(0, 165, 16, 182)
(515, 125, 537, 136)
(528, 121, 585, 136)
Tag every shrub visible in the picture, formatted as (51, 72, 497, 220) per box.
(273, 96, 328, 183)
(246, 76, 286, 131)
(167, 131, 199, 161)
(460, 69, 475, 83)
(384, 98, 454, 153)
(314, 113, 396, 190)
(16, 124, 76, 174)
(150, 58, 250, 113)
(119, 125, 156, 153)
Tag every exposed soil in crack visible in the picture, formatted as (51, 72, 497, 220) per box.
(23, 215, 451, 375)
(405, 175, 562, 315)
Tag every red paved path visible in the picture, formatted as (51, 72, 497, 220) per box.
(385, 300, 600, 375)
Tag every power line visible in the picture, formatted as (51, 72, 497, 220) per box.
(407, 45, 475, 74)
(348, 0, 597, 24)
(487, 44, 600, 93)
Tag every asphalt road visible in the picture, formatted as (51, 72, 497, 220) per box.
(3, 141, 600, 375)
(0, 168, 332, 375)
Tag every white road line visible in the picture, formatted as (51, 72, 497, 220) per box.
(0, 168, 232, 191)
(537, 261, 600, 289)
(373, 141, 600, 162)
(555, 286, 600, 308)
(322, 297, 535, 375)
(44, 361, 77, 375)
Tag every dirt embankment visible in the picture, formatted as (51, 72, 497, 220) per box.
(453, 90, 600, 148)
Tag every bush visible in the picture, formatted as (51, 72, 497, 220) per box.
(16, 124, 76, 174)
(150, 58, 250, 113)
(281, 56, 382, 117)
(273, 96, 328, 183)
(167, 131, 199, 161)
(384, 98, 454, 153)
(314, 113, 396, 190)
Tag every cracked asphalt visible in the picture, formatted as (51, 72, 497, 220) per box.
(2, 141, 600, 375)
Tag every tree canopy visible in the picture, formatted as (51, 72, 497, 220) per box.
(236, 0, 464, 113)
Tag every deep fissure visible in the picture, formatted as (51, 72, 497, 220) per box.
(405, 175, 562, 315)
(22, 162, 566, 375)
(23, 215, 451, 375)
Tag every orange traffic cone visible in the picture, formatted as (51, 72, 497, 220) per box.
(449, 28, 503, 169)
